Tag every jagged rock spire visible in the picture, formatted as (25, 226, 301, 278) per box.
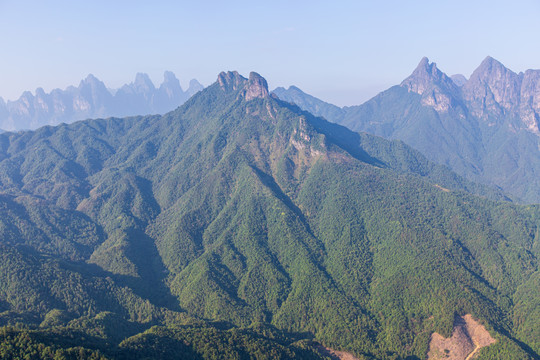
(245, 72, 269, 100)
(217, 71, 269, 100)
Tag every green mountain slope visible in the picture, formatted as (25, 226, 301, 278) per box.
(0, 71, 537, 359)
(274, 57, 540, 204)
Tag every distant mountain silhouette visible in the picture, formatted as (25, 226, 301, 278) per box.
(0, 72, 204, 131)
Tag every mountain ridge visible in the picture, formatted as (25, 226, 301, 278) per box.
(0, 70, 537, 359)
(273, 56, 540, 203)
(0, 71, 204, 131)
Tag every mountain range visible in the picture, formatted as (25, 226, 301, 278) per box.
(274, 56, 540, 204)
(0, 72, 204, 131)
(0, 70, 538, 359)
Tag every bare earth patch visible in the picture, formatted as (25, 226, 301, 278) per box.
(434, 184, 450, 192)
(428, 314, 497, 360)
(314, 344, 360, 360)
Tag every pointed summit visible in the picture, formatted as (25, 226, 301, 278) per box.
(401, 57, 443, 95)
(400, 57, 460, 112)
(468, 56, 518, 83)
(162, 70, 179, 84)
(186, 79, 204, 97)
(80, 74, 102, 87)
(35, 87, 47, 97)
(476, 56, 506, 72)
(153, 71, 185, 113)
(159, 71, 183, 95)
(416, 56, 430, 70)
(468, 56, 518, 86)
(401, 57, 455, 96)
(78, 74, 110, 95)
(188, 78, 203, 89)
(133, 73, 156, 92)
(463, 56, 521, 112)
(78, 74, 109, 95)
(245, 72, 269, 100)
(216, 71, 269, 100)
(218, 71, 247, 92)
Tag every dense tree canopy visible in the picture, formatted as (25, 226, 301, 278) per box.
(0, 72, 537, 359)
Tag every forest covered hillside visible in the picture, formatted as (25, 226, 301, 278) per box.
(274, 57, 540, 204)
(0, 71, 537, 359)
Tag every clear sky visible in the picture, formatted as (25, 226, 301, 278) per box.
(1, 0, 539, 106)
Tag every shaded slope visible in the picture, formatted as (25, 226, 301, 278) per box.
(0, 71, 537, 359)
(274, 57, 540, 204)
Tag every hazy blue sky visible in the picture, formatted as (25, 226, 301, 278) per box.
(1, 0, 539, 106)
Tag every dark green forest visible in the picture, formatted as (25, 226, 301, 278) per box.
(0, 71, 537, 359)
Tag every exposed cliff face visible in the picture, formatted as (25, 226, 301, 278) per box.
(401, 57, 462, 112)
(155, 71, 184, 113)
(218, 71, 247, 91)
(462, 56, 522, 120)
(460, 57, 540, 134)
(245, 72, 269, 100)
(519, 69, 540, 133)
(402, 56, 540, 135)
(401, 57, 454, 96)
(217, 71, 269, 100)
(273, 57, 540, 203)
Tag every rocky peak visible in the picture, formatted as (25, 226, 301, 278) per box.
(35, 87, 47, 97)
(77, 74, 111, 110)
(80, 74, 101, 87)
(521, 69, 540, 103)
(133, 73, 156, 92)
(186, 79, 204, 97)
(0, 71, 203, 131)
(474, 56, 509, 77)
(218, 71, 247, 92)
(245, 72, 269, 100)
(189, 79, 203, 89)
(462, 56, 522, 111)
(401, 57, 455, 95)
(20, 91, 34, 103)
(518, 69, 540, 134)
(217, 71, 269, 101)
(78, 75, 109, 95)
(162, 71, 179, 85)
(401, 57, 460, 112)
(159, 71, 183, 97)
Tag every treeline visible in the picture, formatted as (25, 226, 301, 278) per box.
(0, 323, 328, 360)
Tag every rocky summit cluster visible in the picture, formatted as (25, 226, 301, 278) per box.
(274, 57, 540, 204)
(0, 72, 203, 131)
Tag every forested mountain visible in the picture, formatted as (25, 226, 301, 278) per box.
(272, 86, 345, 123)
(273, 57, 540, 203)
(0, 72, 203, 131)
(0, 71, 538, 359)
